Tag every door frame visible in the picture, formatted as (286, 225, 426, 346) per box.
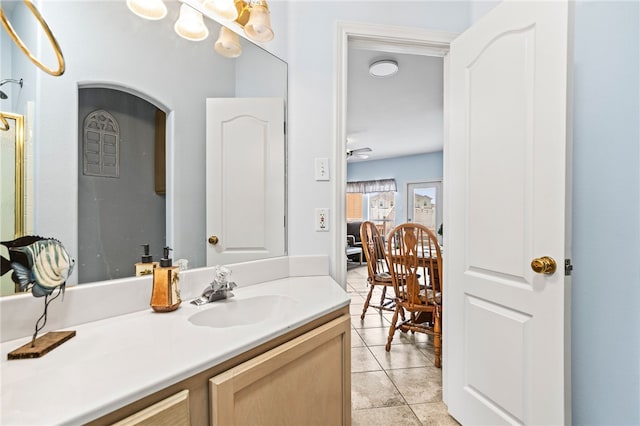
(333, 22, 457, 400)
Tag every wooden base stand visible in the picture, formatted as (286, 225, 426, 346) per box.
(8, 331, 76, 360)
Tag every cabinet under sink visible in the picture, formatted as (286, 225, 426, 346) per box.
(88, 308, 351, 426)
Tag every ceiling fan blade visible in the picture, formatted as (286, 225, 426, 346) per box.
(350, 147, 372, 154)
(346, 146, 372, 159)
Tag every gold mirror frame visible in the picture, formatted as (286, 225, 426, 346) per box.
(0, 112, 25, 237)
(0, 0, 65, 76)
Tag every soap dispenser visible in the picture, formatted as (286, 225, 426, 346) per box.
(150, 246, 181, 312)
(135, 244, 159, 276)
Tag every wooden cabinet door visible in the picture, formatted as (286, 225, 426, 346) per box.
(111, 390, 190, 426)
(209, 315, 351, 425)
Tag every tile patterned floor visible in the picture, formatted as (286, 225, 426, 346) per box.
(347, 264, 459, 426)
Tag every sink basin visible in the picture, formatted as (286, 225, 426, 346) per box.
(188, 295, 299, 328)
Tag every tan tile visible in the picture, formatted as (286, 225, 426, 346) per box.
(347, 284, 360, 294)
(350, 301, 365, 313)
(351, 313, 391, 329)
(351, 371, 405, 410)
(351, 329, 366, 347)
(348, 281, 370, 294)
(387, 367, 442, 404)
(410, 402, 461, 426)
(369, 343, 431, 370)
(389, 326, 437, 348)
(352, 405, 422, 426)
(418, 347, 436, 365)
(361, 303, 388, 316)
(351, 347, 382, 373)
(350, 293, 365, 303)
(355, 326, 395, 347)
(399, 330, 434, 345)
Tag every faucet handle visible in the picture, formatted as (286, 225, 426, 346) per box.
(210, 279, 236, 292)
(210, 279, 223, 292)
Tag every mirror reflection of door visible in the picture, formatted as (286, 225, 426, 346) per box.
(205, 97, 285, 266)
(407, 181, 442, 235)
(0, 112, 25, 295)
(78, 88, 166, 283)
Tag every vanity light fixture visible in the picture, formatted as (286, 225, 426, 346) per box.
(209, 0, 274, 44)
(174, 4, 209, 41)
(369, 60, 399, 77)
(126, 0, 168, 20)
(126, 0, 275, 58)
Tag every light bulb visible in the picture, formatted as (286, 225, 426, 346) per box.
(174, 4, 209, 41)
(214, 26, 242, 58)
(126, 0, 167, 20)
(244, 4, 273, 43)
(203, 0, 239, 22)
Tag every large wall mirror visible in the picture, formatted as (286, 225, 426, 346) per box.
(0, 0, 287, 293)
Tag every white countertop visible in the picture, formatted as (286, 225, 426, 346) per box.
(0, 276, 349, 425)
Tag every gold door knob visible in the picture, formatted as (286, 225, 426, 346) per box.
(531, 256, 557, 274)
(208, 235, 219, 245)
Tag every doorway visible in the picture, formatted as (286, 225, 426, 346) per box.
(335, 22, 456, 406)
(335, 22, 455, 287)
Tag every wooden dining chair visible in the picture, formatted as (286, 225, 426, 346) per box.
(385, 223, 443, 368)
(359, 221, 401, 320)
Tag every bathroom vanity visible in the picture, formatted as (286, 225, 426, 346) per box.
(0, 256, 351, 425)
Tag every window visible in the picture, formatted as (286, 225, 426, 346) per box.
(346, 193, 363, 220)
(83, 109, 120, 178)
(368, 192, 396, 236)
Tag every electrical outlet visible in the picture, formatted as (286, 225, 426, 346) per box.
(315, 208, 329, 231)
(314, 158, 330, 181)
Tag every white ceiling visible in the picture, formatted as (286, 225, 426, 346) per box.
(346, 45, 444, 162)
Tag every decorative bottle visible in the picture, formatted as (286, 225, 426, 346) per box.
(150, 246, 181, 312)
(135, 244, 159, 276)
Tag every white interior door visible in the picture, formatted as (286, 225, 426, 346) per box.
(206, 98, 285, 266)
(445, 1, 572, 425)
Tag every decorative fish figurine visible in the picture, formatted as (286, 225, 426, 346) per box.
(1, 235, 44, 278)
(10, 238, 75, 297)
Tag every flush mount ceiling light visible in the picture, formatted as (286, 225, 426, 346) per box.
(369, 60, 398, 77)
(127, 0, 275, 58)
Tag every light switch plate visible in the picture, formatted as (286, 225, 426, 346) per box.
(315, 208, 329, 231)
(314, 158, 330, 181)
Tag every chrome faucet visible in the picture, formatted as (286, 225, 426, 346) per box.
(191, 265, 237, 305)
